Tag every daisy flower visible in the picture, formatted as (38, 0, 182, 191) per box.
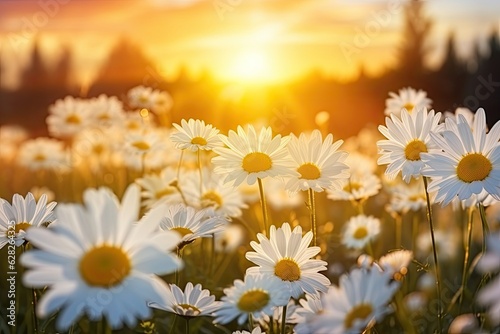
(342, 215, 380, 250)
(306, 267, 400, 334)
(170, 118, 222, 152)
(128, 85, 155, 110)
(136, 168, 183, 209)
(327, 173, 381, 202)
(265, 177, 303, 210)
(378, 250, 413, 281)
(29, 186, 55, 203)
(149, 282, 220, 317)
(212, 125, 295, 186)
(290, 294, 323, 334)
(232, 327, 265, 334)
(214, 274, 290, 325)
(72, 128, 113, 172)
(477, 232, 500, 325)
(443, 107, 476, 128)
(121, 131, 167, 171)
(0, 193, 56, 249)
(158, 204, 227, 249)
(285, 130, 349, 193)
(183, 168, 248, 218)
(384, 87, 432, 117)
(46, 96, 92, 138)
(421, 108, 500, 205)
(20, 185, 182, 330)
(88, 94, 125, 128)
(150, 90, 173, 115)
(214, 223, 245, 253)
(246, 223, 330, 299)
(378, 107, 442, 183)
(386, 179, 427, 214)
(18, 138, 69, 171)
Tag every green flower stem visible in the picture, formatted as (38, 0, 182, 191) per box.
(281, 304, 287, 334)
(423, 176, 442, 333)
(197, 150, 203, 196)
(257, 178, 269, 234)
(478, 203, 489, 253)
(459, 206, 474, 311)
(249, 313, 254, 331)
(308, 189, 317, 246)
(395, 213, 402, 248)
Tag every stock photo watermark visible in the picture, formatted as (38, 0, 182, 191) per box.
(213, 0, 242, 20)
(7, 0, 70, 49)
(6, 220, 17, 327)
(340, 0, 405, 64)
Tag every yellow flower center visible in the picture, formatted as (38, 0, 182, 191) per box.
(171, 227, 194, 238)
(344, 303, 373, 329)
(353, 227, 368, 240)
(242, 152, 272, 173)
(66, 114, 81, 124)
(79, 245, 131, 287)
(14, 222, 31, 234)
(92, 144, 105, 155)
(403, 103, 415, 112)
(297, 163, 321, 180)
(177, 303, 201, 313)
(98, 114, 110, 121)
(33, 154, 46, 162)
(132, 141, 150, 151)
(404, 140, 427, 161)
(237, 289, 270, 313)
(344, 181, 362, 193)
(456, 153, 492, 183)
(155, 187, 176, 199)
(393, 267, 408, 281)
(127, 121, 140, 130)
(201, 190, 223, 209)
(191, 136, 208, 146)
(274, 258, 301, 281)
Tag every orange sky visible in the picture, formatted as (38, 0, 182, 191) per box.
(0, 0, 499, 89)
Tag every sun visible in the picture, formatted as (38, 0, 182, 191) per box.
(230, 50, 271, 83)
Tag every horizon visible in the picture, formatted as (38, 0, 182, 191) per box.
(1, 0, 499, 90)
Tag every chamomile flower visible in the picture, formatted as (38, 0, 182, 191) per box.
(128, 85, 155, 110)
(212, 125, 295, 186)
(246, 223, 330, 299)
(20, 185, 182, 330)
(88, 94, 125, 127)
(214, 274, 290, 325)
(232, 327, 265, 334)
(342, 215, 380, 250)
(46, 96, 92, 138)
(306, 267, 399, 334)
(378, 107, 442, 183)
(378, 250, 413, 281)
(183, 168, 248, 218)
(384, 87, 432, 117)
(158, 204, 226, 248)
(0, 193, 56, 249)
(149, 282, 220, 317)
(18, 138, 69, 171)
(170, 119, 223, 152)
(291, 294, 324, 334)
(327, 173, 381, 202)
(150, 90, 173, 115)
(421, 108, 500, 205)
(136, 168, 183, 209)
(285, 130, 349, 193)
(386, 179, 427, 214)
(443, 107, 475, 128)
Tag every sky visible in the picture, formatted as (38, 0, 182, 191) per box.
(0, 0, 499, 89)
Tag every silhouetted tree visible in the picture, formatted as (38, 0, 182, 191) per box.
(432, 32, 468, 111)
(396, 0, 433, 81)
(50, 45, 72, 90)
(19, 37, 50, 91)
(88, 38, 162, 97)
